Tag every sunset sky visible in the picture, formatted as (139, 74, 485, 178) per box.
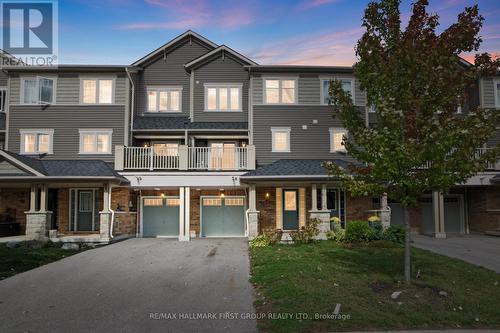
(59, 0, 500, 65)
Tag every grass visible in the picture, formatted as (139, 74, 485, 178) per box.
(0, 242, 83, 280)
(250, 241, 500, 333)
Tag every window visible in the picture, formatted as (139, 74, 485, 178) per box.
(0, 88, 6, 112)
(264, 78, 296, 104)
(321, 78, 354, 104)
(494, 81, 500, 106)
(147, 87, 182, 112)
(225, 198, 244, 206)
(203, 198, 222, 206)
(165, 198, 180, 206)
(144, 198, 162, 206)
(271, 127, 291, 152)
(204, 84, 242, 111)
(20, 129, 54, 154)
(81, 78, 114, 104)
(79, 129, 112, 154)
(22, 77, 54, 104)
(330, 128, 347, 152)
(153, 143, 179, 156)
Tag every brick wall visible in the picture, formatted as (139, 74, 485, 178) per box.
(468, 186, 500, 232)
(0, 188, 30, 234)
(111, 187, 139, 236)
(346, 194, 372, 221)
(256, 187, 276, 232)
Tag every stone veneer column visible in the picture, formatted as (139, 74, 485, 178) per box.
(248, 185, 259, 240)
(380, 193, 391, 229)
(99, 183, 112, 242)
(309, 184, 331, 240)
(25, 184, 52, 241)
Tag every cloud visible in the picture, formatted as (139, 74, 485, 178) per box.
(247, 27, 363, 66)
(117, 0, 255, 30)
(296, 0, 341, 10)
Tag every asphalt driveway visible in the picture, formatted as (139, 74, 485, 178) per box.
(0, 238, 257, 333)
(413, 234, 500, 273)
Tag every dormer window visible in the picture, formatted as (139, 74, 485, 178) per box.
(22, 77, 55, 104)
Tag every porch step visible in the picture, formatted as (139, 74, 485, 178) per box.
(484, 230, 500, 237)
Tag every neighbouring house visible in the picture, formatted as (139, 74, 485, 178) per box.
(0, 30, 499, 243)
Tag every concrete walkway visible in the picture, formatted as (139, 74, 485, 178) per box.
(0, 238, 257, 333)
(413, 234, 500, 273)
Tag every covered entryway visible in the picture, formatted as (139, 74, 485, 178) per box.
(200, 196, 246, 237)
(141, 197, 180, 237)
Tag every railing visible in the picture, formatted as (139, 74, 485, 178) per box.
(116, 145, 255, 171)
(416, 148, 499, 170)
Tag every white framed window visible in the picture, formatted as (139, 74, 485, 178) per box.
(204, 84, 242, 111)
(80, 78, 115, 104)
(152, 142, 179, 156)
(329, 128, 348, 153)
(21, 77, 55, 105)
(495, 80, 500, 108)
(78, 129, 112, 154)
(271, 127, 291, 152)
(264, 78, 297, 104)
(147, 86, 182, 112)
(0, 88, 6, 112)
(20, 129, 54, 154)
(321, 78, 354, 105)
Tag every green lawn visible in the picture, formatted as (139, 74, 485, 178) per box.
(250, 241, 500, 333)
(0, 242, 82, 279)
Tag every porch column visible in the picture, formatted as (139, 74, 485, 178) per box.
(99, 183, 112, 242)
(179, 187, 190, 242)
(432, 191, 446, 238)
(309, 184, 330, 240)
(380, 193, 391, 229)
(25, 184, 51, 241)
(248, 184, 259, 239)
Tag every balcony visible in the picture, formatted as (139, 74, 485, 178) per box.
(114, 145, 255, 171)
(417, 148, 500, 170)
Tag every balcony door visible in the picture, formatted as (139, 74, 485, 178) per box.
(210, 142, 236, 170)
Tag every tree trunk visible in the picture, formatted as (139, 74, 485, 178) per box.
(403, 206, 411, 284)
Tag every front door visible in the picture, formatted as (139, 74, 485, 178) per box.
(210, 142, 236, 170)
(283, 190, 299, 230)
(77, 190, 94, 231)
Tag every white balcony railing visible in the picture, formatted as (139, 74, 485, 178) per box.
(416, 148, 499, 170)
(116, 145, 255, 171)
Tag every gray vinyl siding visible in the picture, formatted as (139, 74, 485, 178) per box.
(487, 129, 500, 148)
(253, 105, 361, 165)
(481, 77, 499, 108)
(8, 105, 125, 162)
(9, 74, 128, 105)
(0, 71, 7, 86)
(193, 55, 248, 122)
(135, 39, 211, 117)
(251, 74, 366, 106)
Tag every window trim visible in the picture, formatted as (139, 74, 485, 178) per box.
(79, 77, 116, 105)
(494, 79, 500, 109)
(20, 76, 57, 105)
(320, 77, 355, 105)
(19, 129, 54, 155)
(263, 77, 298, 105)
(78, 129, 113, 155)
(145, 85, 183, 113)
(329, 127, 348, 153)
(271, 127, 291, 153)
(203, 83, 243, 112)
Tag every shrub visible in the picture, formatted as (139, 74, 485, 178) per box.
(327, 217, 345, 242)
(290, 218, 321, 244)
(369, 221, 384, 240)
(249, 229, 280, 248)
(382, 225, 406, 244)
(344, 220, 372, 243)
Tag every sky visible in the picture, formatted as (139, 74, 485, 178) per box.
(57, 0, 500, 65)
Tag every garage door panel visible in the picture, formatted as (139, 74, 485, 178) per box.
(142, 197, 180, 237)
(201, 196, 245, 237)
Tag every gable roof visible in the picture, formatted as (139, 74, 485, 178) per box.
(132, 30, 218, 66)
(184, 45, 257, 70)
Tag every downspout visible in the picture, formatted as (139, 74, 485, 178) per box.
(109, 184, 115, 239)
(126, 68, 135, 146)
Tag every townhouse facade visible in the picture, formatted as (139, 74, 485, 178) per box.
(0, 30, 499, 242)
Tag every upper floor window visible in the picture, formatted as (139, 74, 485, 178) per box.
(20, 129, 54, 154)
(79, 129, 112, 154)
(321, 78, 354, 105)
(81, 78, 114, 104)
(271, 127, 291, 152)
(264, 78, 296, 104)
(147, 86, 182, 112)
(0, 88, 6, 112)
(153, 142, 179, 156)
(330, 128, 347, 152)
(22, 77, 54, 104)
(204, 84, 242, 111)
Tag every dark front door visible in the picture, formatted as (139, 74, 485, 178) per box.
(47, 189, 58, 229)
(77, 190, 94, 232)
(283, 190, 299, 230)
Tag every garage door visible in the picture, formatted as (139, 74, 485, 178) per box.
(420, 195, 464, 235)
(201, 196, 246, 237)
(142, 197, 180, 237)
